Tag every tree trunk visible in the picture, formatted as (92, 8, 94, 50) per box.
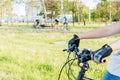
(42, 0, 47, 22)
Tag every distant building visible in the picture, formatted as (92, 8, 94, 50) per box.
(58, 14, 73, 22)
(25, 3, 42, 22)
(3, 0, 42, 22)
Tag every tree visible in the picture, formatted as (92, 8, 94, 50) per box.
(97, 1, 109, 22)
(0, 0, 4, 25)
(41, 0, 47, 21)
(68, 1, 77, 26)
(95, 0, 120, 22)
(0, 0, 13, 25)
(68, 0, 88, 26)
(91, 9, 98, 21)
(77, 1, 88, 25)
(44, 0, 60, 21)
(112, 2, 120, 21)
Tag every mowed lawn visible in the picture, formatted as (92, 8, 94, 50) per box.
(0, 27, 119, 80)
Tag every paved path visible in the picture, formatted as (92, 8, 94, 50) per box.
(0, 26, 89, 33)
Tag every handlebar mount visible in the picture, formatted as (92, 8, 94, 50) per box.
(58, 46, 94, 80)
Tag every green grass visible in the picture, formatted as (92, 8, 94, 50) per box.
(0, 26, 119, 80)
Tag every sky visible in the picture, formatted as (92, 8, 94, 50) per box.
(82, 0, 100, 9)
(12, 3, 26, 16)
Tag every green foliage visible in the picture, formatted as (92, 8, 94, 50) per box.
(91, 9, 98, 21)
(96, 1, 109, 22)
(112, 2, 120, 21)
(68, 1, 89, 22)
(44, 0, 60, 18)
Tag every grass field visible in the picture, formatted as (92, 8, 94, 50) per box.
(0, 24, 119, 80)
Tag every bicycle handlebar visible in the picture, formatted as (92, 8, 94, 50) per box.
(59, 45, 106, 80)
(65, 45, 106, 63)
(64, 46, 92, 62)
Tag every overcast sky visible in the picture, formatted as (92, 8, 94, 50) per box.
(82, 0, 100, 9)
(12, 3, 26, 16)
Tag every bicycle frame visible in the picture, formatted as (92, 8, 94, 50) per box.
(74, 47, 93, 80)
(77, 62, 93, 80)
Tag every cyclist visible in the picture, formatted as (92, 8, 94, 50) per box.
(33, 19, 40, 29)
(40, 18, 46, 28)
(68, 21, 120, 80)
(63, 16, 68, 30)
(54, 18, 59, 29)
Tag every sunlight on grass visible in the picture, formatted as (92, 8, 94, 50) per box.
(0, 28, 119, 80)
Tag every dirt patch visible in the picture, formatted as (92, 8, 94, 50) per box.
(50, 41, 67, 44)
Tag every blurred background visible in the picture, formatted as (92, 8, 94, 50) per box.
(0, 0, 120, 27)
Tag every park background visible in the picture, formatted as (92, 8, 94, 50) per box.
(0, 0, 120, 80)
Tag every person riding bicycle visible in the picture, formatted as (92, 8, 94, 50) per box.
(54, 18, 59, 29)
(40, 18, 46, 28)
(68, 21, 120, 80)
(33, 19, 40, 29)
(63, 16, 68, 30)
